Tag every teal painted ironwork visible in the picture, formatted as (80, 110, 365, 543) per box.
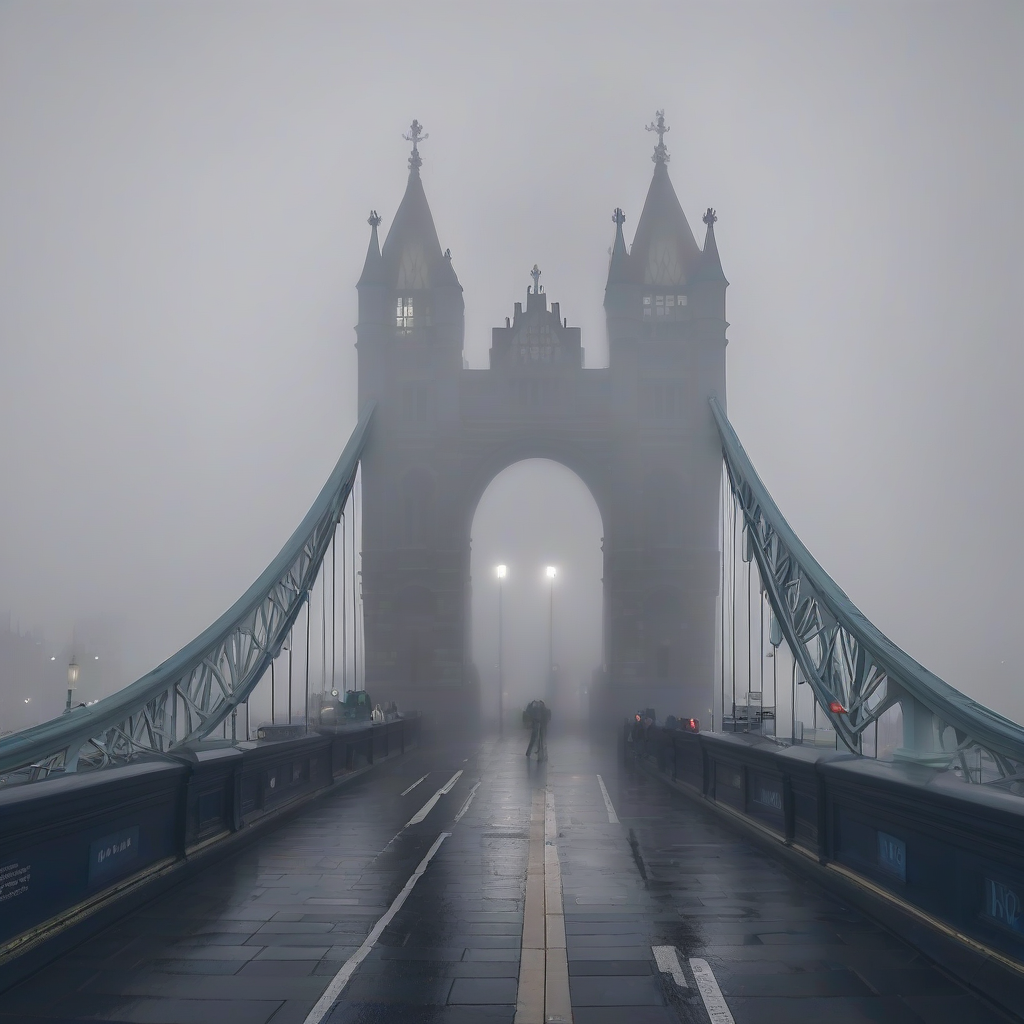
(712, 396, 1024, 788)
(0, 404, 375, 781)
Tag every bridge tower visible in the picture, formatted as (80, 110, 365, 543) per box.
(602, 110, 729, 720)
(357, 116, 727, 723)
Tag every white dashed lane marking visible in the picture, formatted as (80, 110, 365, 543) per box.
(303, 832, 451, 1024)
(652, 944, 687, 988)
(454, 780, 481, 822)
(406, 770, 463, 827)
(596, 774, 620, 824)
(690, 958, 735, 1024)
(400, 774, 428, 797)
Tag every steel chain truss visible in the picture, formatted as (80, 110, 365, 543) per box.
(0, 405, 375, 783)
(712, 398, 1024, 792)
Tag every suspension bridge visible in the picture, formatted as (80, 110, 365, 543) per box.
(1, 119, 1021, 1023)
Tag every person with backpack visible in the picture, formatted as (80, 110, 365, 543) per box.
(524, 699, 551, 760)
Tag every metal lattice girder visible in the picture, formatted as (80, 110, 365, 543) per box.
(0, 403, 375, 778)
(711, 397, 1024, 782)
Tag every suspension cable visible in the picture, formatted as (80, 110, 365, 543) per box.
(720, 469, 726, 732)
(353, 470, 359, 690)
(305, 592, 311, 733)
(342, 511, 347, 693)
(759, 584, 765, 702)
(746, 546, 752, 720)
(332, 523, 337, 693)
(321, 554, 327, 695)
(730, 490, 737, 723)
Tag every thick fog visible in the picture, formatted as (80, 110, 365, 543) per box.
(1, 2, 1021, 730)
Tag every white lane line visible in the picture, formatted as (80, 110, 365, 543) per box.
(303, 832, 451, 1024)
(689, 958, 734, 1024)
(400, 774, 429, 797)
(596, 774, 620, 824)
(652, 945, 688, 988)
(406, 770, 463, 826)
(454, 780, 481, 822)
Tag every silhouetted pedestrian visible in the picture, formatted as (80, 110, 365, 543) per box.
(524, 699, 550, 760)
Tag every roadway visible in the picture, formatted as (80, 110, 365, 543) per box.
(0, 730, 1009, 1023)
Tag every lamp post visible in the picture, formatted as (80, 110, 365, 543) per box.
(66, 657, 80, 713)
(496, 565, 507, 736)
(545, 566, 557, 699)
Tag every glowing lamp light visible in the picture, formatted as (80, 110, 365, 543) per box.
(828, 701, 847, 714)
(67, 659, 80, 689)
(545, 565, 557, 579)
(495, 564, 507, 579)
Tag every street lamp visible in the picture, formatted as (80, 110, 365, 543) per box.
(545, 566, 557, 698)
(496, 565, 507, 736)
(66, 658, 80, 713)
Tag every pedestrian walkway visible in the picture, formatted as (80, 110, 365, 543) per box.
(0, 732, 1011, 1023)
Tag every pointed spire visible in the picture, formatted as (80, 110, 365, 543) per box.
(692, 207, 728, 285)
(606, 207, 630, 286)
(357, 210, 384, 287)
(380, 121, 460, 290)
(645, 109, 670, 165)
(629, 161, 701, 287)
(403, 119, 428, 175)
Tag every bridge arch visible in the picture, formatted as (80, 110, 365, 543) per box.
(468, 457, 605, 726)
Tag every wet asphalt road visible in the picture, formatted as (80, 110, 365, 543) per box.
(0, 730, 1010, 1023)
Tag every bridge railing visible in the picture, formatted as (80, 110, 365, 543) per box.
(0, 404, 376, 782)
(712, 397, 1024, 792)
(626, 722, 1024, 1011)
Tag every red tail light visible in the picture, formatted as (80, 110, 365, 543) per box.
(689, 719, 696, 729)
(828, 701, 847, 714)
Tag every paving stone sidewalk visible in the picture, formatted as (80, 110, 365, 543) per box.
(1, 731, 1014, 1024)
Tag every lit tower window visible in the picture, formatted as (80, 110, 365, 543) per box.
(396, 296, 414, 330)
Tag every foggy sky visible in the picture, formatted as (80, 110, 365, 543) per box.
(1, 3, 1022, 722)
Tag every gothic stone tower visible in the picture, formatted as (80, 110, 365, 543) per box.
(357, 116, 727, 722)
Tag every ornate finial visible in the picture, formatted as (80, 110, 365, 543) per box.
(368, 210, 382, 228)
(703, 207, 717, 226)
(612, 207, 626, 227)
(403, 119, 428, 172)
(530, 264, 541, 294)
(645, 109, 670, 164)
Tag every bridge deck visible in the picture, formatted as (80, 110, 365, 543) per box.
(1, 734, 1006, 1024)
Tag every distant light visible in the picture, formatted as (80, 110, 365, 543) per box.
(23, 698, 30, 704)
(50, 656, 55, 661)
(545, 566, 557, 579)
(94, 655, 99, 661)
(495, 564, 507, 579)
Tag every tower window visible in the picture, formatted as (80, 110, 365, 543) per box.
(643, 293, 687, 319)
(396, 296, 414, 330)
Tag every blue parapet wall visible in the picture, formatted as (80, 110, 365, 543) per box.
(0, 716, 419, 994)
(629, 724, 1024, 1013)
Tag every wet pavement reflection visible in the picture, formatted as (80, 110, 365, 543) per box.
(0, 730, 1010, 1023)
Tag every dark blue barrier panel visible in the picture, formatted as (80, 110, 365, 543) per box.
(627, 722, 1024, 1002)
(0, 761, 187, 949)
(0, 715, 419, 993)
